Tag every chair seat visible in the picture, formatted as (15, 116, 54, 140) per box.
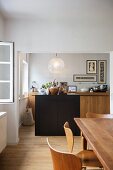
(76, 150, 102, 167)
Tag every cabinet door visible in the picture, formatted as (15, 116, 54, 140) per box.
(80, 96, 90, 118)
(80, 94, 110, 117)
(0, 42, 14, 103)
(58, 95, 80, 135)
(35, 96, 58, 135)
(90, 95, 110, 114)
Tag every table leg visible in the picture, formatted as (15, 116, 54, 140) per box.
(83, 135, 87, 150)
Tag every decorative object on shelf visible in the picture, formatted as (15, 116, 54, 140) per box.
(41, 82, 52, 89)
(38, 88, 47, 95)
(48, 53, 64, 73)
(86, 60, 97, 74)
(58, 82, 67, 95)
(60, 82, 68, 92)
(60, 82, 67, 87)
(41, 79, 58, 89)
(31, 81, 38, 92)
(90, 85, 108, 92)
(68, 85, 77, 92)
(49, 79, 59, 95)
(98, 60, 107, 84)
(99, 84, 108, 91)
(73, 74, 97, 82)
(49, 87, 59, 95)
(41, 79, 59, 95)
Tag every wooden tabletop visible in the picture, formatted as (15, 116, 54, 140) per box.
(74, 118, 113, 170)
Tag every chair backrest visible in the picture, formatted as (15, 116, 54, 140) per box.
(64, 122, 74, 153)
(47, 138, 82, 170)
(86, 112, 113, 118)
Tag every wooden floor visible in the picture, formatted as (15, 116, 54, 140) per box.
(0, 125, 100, 170)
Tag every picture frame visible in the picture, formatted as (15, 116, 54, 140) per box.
(86, 60, 97, 74)
(68, 85, 77, 92)
(98, 60, 107, 84)
(73, 74, 97, 82)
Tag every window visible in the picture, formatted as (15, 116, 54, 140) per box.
(22, 60, 28, 96)
(19, 53, 29, 99)
(0, 42, 14, 103)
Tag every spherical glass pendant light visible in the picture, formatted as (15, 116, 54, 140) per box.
(48, 54, 64, 74)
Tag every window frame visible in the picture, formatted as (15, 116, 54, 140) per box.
(0, 41, 14, 103)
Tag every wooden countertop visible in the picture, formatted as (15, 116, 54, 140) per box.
(74, 91, 109, 96)
(29, 91, 109, 96)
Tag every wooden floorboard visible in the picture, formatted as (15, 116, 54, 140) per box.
(0, 125, 99, 170)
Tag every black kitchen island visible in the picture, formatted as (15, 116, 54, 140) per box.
(35, 95, 80, 136)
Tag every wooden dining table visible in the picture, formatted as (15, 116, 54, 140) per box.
(74, 118, 113, 170)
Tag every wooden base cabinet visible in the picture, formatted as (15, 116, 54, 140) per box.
(35, 95, 80, 136)
(80, 92, 110, 118)
(28, 92, 38, 120)
(0, 112, 7, 153)
(28, 94, 35, 120)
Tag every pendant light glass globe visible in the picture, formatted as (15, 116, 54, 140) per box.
(48, 54, 64, 74)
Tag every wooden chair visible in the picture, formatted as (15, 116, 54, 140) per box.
(86, 112, 113, 118)
(47, 138, 82, 170)
(64, 122, 103, 169)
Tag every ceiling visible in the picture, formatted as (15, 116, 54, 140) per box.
(0, 0, 113, 20)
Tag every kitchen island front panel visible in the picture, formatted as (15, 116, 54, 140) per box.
(35, 95, 80, 136)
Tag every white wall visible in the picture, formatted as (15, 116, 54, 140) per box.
(4, 18, 113, 53)
(0, 14, 4, 40)
(0, 15, 4, 112)
(2, 0, 113, 143)
(0, 15, 19, 144)
(29, 53, 110, 91)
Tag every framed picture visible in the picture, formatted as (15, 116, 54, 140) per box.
(68, 85, 77, 92)
(73, 74, 97, 82)
(86, 60, 97, 74)
(98, 60, 107, 84)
